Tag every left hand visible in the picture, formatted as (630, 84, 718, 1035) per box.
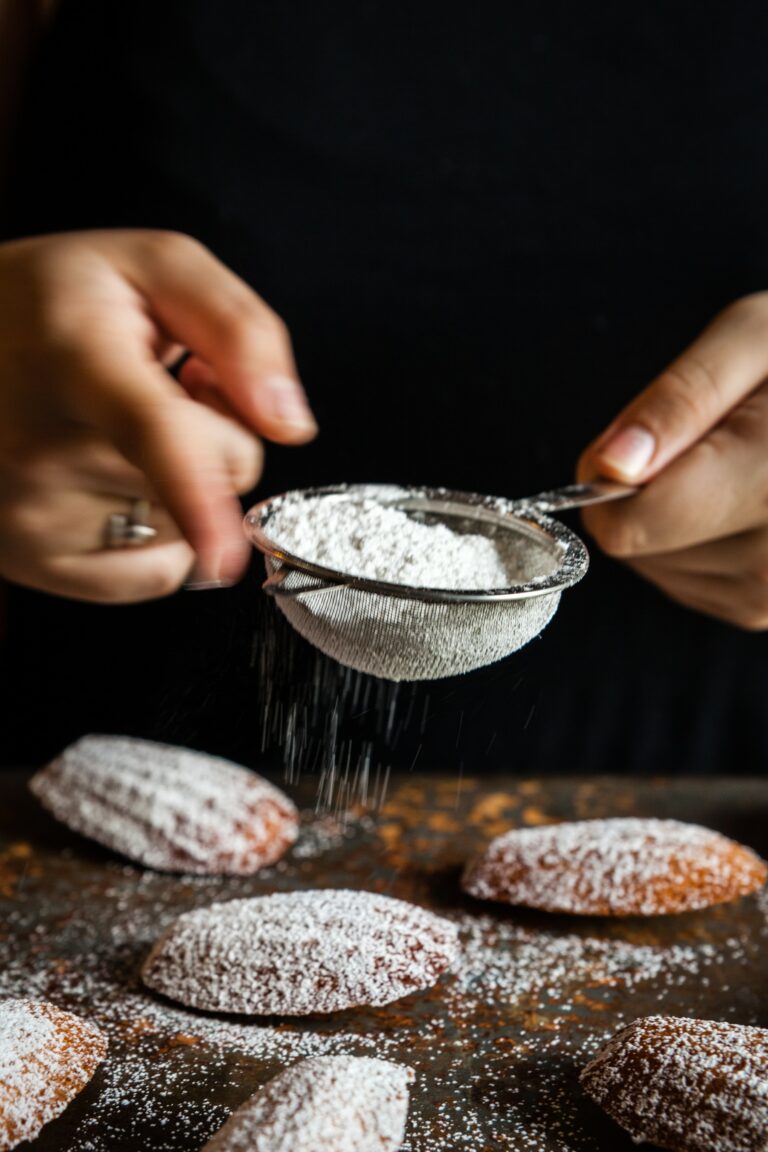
(577, 292, 768, 630)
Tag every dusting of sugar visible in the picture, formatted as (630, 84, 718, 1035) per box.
(580, 1015, 768, 1152)
(202, 1056, 414, 1152)
(29, 736, 299, 875)
(1, 871, 765, 1151)
(290, 811, 374, 858)
(462, 817, 768, 916)
(0, 998, 106, 1149)
(3, 804, 767, 1151)
(141, 889, 460, 1015)
(267, 496, 553, 591)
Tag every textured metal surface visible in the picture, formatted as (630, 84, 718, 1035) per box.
(245, 484, 588, 601)
(1, 771, 767, 1151)
(517, 481, 636, 515)
(245, 485, 590, 680)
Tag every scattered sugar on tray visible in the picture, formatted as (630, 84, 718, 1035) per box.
(267, 495, 552, 590)
(448, 914, 735, 1010)
(2, 885, 764, 1152)
(69, 1050, 232, 1152)
(3, 809, 767, 1152)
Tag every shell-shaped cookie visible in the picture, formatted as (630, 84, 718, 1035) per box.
(30, 735, 298, 875)
(202, 1056, 414, 1152)
(142, 889, 459, 1014)
(462, 817, 767, 916)
(580, 1015, 768, 1152)
(0, 998, 107, 1152)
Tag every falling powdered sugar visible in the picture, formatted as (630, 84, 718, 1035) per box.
(201, 1056, 414, 1152)
(266, 495, 551, 590)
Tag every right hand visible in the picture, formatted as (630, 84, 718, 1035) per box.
(0, 230, 317, 602)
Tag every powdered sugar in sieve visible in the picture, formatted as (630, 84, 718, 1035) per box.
(244, 482, 633, 681)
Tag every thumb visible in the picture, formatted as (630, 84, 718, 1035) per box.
(580, 294, 768, 483)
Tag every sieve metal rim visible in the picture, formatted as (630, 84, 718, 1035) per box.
(243, 483, 589, 604)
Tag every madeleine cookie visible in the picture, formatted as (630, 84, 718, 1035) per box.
(580, 1015, 768, 1152)
(30, 735, 298, 875)
(0, 998, 107, 1151)
(142, 889, 459, 1014)
(462, 817, 767, 916)
(202, 1056, 414, 1151)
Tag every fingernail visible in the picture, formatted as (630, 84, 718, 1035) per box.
(183, 560, 234, 591)
(263, 375, 318, 431)
(183, 578, 232, 591)
(596, 425, 656, 478)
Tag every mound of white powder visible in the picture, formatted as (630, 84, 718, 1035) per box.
(266, 497, 553, 590)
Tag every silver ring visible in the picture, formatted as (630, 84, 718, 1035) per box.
(104, 499, 158, 549)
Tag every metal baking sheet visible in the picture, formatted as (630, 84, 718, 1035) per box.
(1, 770, 766, 1151)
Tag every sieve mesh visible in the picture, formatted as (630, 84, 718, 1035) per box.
(245, 485, 591, 681)
(262, 555, 563, 680)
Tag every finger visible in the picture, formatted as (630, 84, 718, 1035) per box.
(1, 426, 250, 562)
(161, 387, 264, 495)
(116, 233, 318, 444)
(0, 482, 184, 588)
(22, 492, 181, 555)
(624, 526, 768, 579)
(628, 560, 768, 631)
(177, 354, 218, 393)
(159, 341, 187, 369)
(580, 293, 768, 483)
(7, 426, 151, 500)
(44, 540, 196, 604)
(69, 349, 250, 583)
(64, 404, 263, 500)
(178, 354, 276, 445)
(626, 562, 739, 623)
(579, 381, 768, 556)
(177, 357, 267, 461)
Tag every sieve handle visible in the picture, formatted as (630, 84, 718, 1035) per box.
(520, 481, 637, 514)
(262, 566, 349, 598)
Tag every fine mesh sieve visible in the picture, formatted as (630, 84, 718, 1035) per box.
(244, 482, 633, 682)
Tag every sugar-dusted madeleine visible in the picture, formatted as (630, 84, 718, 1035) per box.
(142, 889, 459, 1015)
(462, 817, 767, 916)
(202, 1056, 414, 1152)
(0, 998, 107, 1152)
(30, 735, 298, 875)
(581, 1015, 768, 1152)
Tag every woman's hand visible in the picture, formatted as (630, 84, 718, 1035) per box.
(0, 230, 317, 602)
(578, 293, 768, 630)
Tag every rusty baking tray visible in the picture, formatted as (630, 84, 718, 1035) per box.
(1, 770, 766, 1150)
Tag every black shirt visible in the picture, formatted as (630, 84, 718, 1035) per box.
(2, 1, 768, 774)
